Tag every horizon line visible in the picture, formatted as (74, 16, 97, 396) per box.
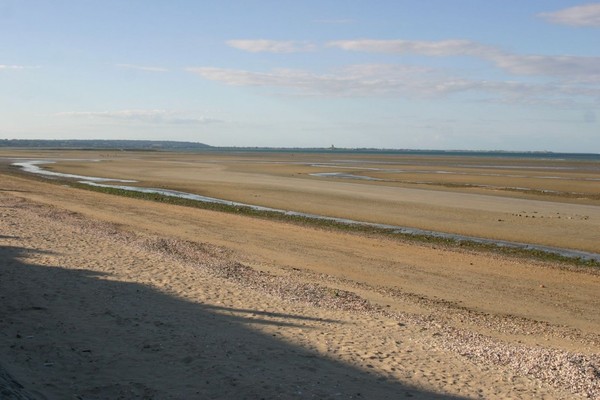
(1, 138, 599, 155)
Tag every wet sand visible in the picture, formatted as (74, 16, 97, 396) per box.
(1, 150, 600, 398)
(11, 159, 599, 262)
(5, 150, 598, 254)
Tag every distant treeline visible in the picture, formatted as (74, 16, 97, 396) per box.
(0, 139, 212, 150)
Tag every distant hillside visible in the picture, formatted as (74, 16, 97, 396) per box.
(0, 139, 212, 150)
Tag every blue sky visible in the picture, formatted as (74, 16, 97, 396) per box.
(1, 1, 599, 151)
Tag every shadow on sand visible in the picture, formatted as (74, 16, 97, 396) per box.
(0, 245, 467, 399)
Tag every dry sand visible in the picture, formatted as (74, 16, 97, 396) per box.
(1, 151, 600, 398)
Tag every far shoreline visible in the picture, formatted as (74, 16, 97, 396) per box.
(1, 139, 599, 159)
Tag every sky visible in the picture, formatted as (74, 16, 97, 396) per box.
(1, 1, 599, 152)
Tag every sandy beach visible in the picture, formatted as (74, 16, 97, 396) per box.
(1, 151, 600, 399)
(5, 0, 600, 397)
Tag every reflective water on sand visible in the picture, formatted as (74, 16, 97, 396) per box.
(12, 160, 137, 183)
(310, 172, 383, 181)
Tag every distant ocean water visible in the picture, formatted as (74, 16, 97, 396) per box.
(216, 148, 600, 161)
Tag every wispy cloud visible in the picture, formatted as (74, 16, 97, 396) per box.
(0, 64, 38, 70)
(539, 3, 600, 27)
(492, 54, 600, 82)
(56, 110, 223, 124)
(188, 64, 430, 97)
(189, 37, 600, 104)
(328, 39, 491, 57)
(327, 39, 600, 82)
(187, 64, 598, 104)
(116, 63, 168, 72)
(226, 40, 316, 53)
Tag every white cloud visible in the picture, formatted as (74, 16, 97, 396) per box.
(116, 64, 168, 72)
(226, 40, 316, 53)
(328, 39, 492, 57)
(188, 67, 325, 88)
(491, 54, 600, 81)
(196, 65, 415, 97)
(56, 110, 222, 124)
(539, 3, 600, 27)
(187, 64, 599, 104)
(328, 39, 600, 82)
